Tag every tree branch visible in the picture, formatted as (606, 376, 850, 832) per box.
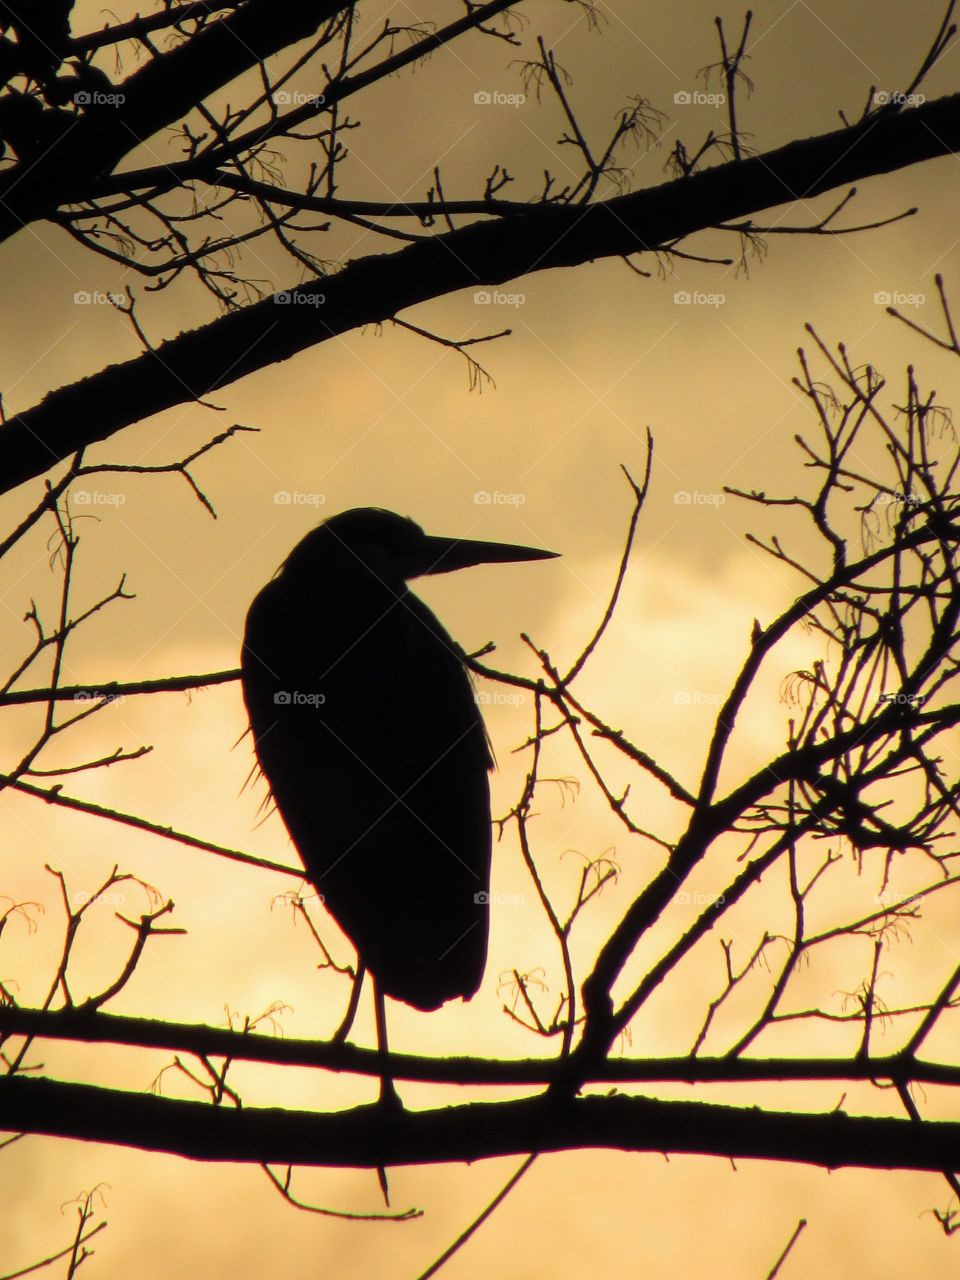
(2, 1006, 959, 1089)
(0, 0, 353, 241)
(3, 1075, 960, 1172)
(5, 94, 960, 494)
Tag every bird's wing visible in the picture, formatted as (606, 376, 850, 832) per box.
(241, 577, 492, 1009)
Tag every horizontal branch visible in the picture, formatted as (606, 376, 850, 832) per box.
(5, 94, 960, 494)
(2, 1073, 959, 1172)
(0, 670, 240, 706)
(1, 1006, 958, 1088)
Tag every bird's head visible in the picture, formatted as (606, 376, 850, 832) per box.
(281, 507, 558, 584)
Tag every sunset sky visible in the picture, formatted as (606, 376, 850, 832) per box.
(3, 0, 960, 1275)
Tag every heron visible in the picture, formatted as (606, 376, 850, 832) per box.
(240, 507, 557, 1060)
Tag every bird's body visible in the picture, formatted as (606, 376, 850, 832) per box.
(241, 509, 555, 1012)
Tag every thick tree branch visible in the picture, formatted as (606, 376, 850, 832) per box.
(5, 94, 960, 495)
(2, 1074, 959, 1172)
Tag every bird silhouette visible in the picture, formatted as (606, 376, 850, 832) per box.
(241, 507, 557, 1014)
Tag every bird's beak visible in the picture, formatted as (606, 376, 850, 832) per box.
(417, 534, 559, 577)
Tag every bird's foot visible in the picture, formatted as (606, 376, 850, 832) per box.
(377, 1073, 403, 1111)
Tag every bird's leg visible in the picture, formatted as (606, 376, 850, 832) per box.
(373, 978, 401, 1109)
(372, 977, 401, 1206)
(331, 960, 365, 1044)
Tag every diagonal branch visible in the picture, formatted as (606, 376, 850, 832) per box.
(5, 92, 960, 495)
(0, 0, 354, 241)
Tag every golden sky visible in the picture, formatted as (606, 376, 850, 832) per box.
(3, 0, 960, 1275)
